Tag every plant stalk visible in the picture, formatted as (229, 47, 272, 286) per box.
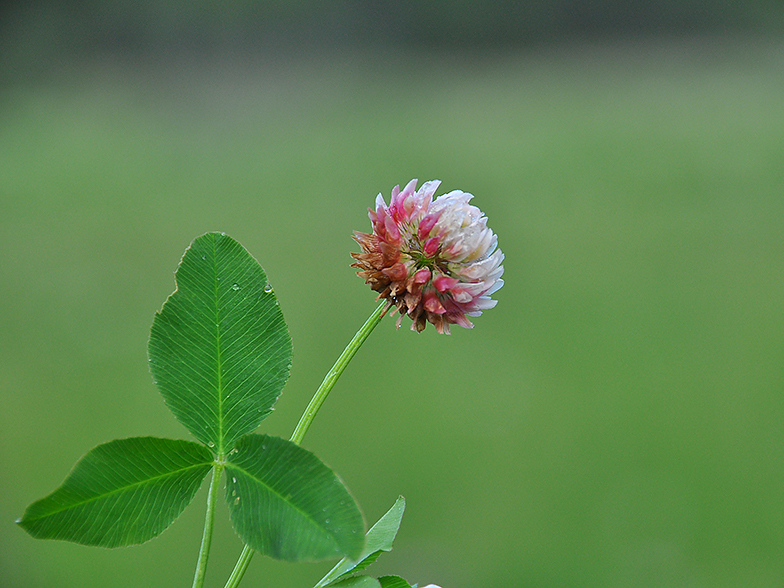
(290, 300, 389, 444)
(192, 462, 223, 588)
(222, 542, 255, 588)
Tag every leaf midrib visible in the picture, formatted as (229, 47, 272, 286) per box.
(23, 461, 214, 522)
(211, 235, 226, 454)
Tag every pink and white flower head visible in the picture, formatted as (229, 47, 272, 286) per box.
(352, 179, 504, 334)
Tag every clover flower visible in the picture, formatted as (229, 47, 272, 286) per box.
(352, 179, 504, 334)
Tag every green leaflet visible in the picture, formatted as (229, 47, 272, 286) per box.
(225, 434, 365, 562)
(316, 496, 406, 587)
(17, 437, 213, 547)
(327, 575, 412, 588)
(149, 232, 292, 454)
(377, 577, 414, 588)
(330, 578, 383, 588)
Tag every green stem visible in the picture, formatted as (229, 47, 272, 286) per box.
(222, 300, 389, 588)
(223, 544, 255, 588)
(192, 462, 223, 588)
(290, 300, 389, 445)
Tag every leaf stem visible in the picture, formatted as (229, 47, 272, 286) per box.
(192, 462, 223, 588)
(222, 300, 389, 588)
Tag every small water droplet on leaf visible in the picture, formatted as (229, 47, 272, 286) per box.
(231, 283, 240, 291)
(264, 282, 273, 293)
(234, 496, 241, 505)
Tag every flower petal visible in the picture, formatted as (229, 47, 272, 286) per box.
(353, 180, 503, 333)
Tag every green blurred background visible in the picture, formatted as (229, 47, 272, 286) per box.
(2, 1, 784, 587)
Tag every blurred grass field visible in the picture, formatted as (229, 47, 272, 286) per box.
(2, 37, 783, 588)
